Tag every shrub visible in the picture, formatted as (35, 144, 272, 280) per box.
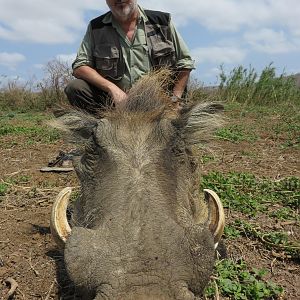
(218, 64, 300, 106)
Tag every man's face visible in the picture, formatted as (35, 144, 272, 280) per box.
(106, 0, 138, 21)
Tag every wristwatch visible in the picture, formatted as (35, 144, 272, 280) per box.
(170, 95, 182, 103)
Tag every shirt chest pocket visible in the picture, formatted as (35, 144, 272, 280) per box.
(93, 45, 122, 80)
(146, 27, 176, 68)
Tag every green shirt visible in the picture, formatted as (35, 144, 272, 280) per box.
(72, 6, 194, 91)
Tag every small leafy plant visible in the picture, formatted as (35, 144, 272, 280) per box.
(216, 125, 257, 143)
(225, 220, 300, 259)
(201, 172, 300, 216)
(205, 259, 284, 299)
(0, 182, 9, 196)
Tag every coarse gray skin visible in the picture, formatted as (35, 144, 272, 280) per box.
(58, 74, 223, 300)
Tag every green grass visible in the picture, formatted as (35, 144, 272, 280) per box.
(5, 175, 31, 185)
(218, 63, 300, 106)
(216, 125, 258, 143)
(205, 259, 284, 299)
(0, 112, 61, 144)
(201, 154, 215, 164)
(0, 182, 9, 196)
(224, 220, 300, 259)
(0, 124, 60, 144)
(201, 172, 300, 216)
(269, 207, 295, 220)
(271, 119, 300, 149)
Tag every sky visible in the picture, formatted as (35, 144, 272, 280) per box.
(0, 0, 300, 86)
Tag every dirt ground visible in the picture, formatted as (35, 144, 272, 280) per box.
(0, 109, 299, 299)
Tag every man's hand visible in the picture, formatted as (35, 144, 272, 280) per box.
(172, 69, 191, 98)
(108, 86, 128, 107)
(73, 66, 128, 107)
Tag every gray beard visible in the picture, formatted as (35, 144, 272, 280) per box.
(111, 2, 137, 21)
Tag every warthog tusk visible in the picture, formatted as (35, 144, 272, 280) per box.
(204, 189, 225, 249)
(50, 187, 72, 248)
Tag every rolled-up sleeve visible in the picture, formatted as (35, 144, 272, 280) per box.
(72, 23, 95, 70)
(170, 21, 195, 70)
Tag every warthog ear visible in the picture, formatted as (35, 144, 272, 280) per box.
(49, 109, 99, 142)
(174, 102, 224, 145)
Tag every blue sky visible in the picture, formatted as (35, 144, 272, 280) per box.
(0, 0, 300, 86)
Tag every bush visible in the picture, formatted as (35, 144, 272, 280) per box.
(218, 64, 300, 106)
(0, 58, 73, 112)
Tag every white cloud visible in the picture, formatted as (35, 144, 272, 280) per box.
(33, 64, 44, 70)
(203, 67, 220, 78)
(141, 1, 300, 58)
(140, 0, 300, 33)
(0, 0, 299, 50)
(56, 53, 77, 66)
(0, 52, 26, 69)
(244, 28, 299, 54)
(0, 0, 106, 44)
(191, 46, 246, 65)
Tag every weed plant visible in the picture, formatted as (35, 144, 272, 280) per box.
(218, 64, 300, 106)
(216, 124, 257, 143)
(0, 59, 72, 111)
(0, 182, 8, 196)
(201, 172, 300, 216)
(224, 220, 300, 259)
(205, 259, 284, 299)
(1, 63, 299, 111)
(0, 112, 61, 145)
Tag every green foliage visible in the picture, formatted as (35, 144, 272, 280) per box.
(0, 58, 71, 112)
(269, 207, 296, 220)
(0, 112, 61, 144)
(201, 172, 300, 216)
(270, 115, 300, 148)
(201, 154, 215, 164)
(224, 220, 300, 259)
(0, 182, 9, 196)
(6, 175, 31, 185)
(205, 259, 284, 299)
(224, 225, 241, 239)
(0, 124, 60, 144)
(218, 64, 300, 105)
(216, 125, 257, 143)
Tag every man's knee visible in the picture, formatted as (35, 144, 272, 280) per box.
(64, 79, 88, 99)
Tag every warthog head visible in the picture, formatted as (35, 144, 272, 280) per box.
(50, 71, 225, 300)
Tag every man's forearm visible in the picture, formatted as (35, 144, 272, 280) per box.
(73, 66, 117, 93)
(73, 66, 127, 105)
(172, 69, 191, 98)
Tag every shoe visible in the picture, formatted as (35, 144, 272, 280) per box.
(40, 150, 76, 173)
(48, 151, 74, 167)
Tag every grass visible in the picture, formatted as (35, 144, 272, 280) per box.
(216, 125, 258, 143)
(0, 176, 32, 198)
(0, 124, 61, 144)
(201, 154, 215, 164)
(224, 220, 300, 260)
(270, 118, 300, 148)
(0, 112, 61, 145)
(218, 63, 300, 106)
(5, 175, 31, 185)
(0, 59, 71, 112)
(205, 259, 284, 299)
(0, 182, 9, 196)
(201, 172, 300, 216)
